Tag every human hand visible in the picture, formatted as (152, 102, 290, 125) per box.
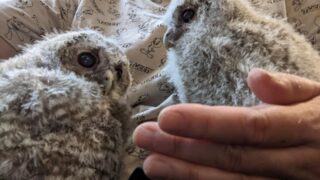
(133, 69, 320, 179)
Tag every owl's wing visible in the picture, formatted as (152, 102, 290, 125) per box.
(0, 68, 112, 178)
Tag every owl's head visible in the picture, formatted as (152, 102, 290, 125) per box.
(29, 30, 131, 97)
(163, 0, 250, 49)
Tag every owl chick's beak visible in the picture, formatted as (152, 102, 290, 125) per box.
(102, 70, 114, 95)
(164, 28, 179, 49)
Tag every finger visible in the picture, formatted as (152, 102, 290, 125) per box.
(134, 123, 318, 179)
(144, 154, 274, 180)
(247, 69, 320, 105)
(157, 102, 320, 146)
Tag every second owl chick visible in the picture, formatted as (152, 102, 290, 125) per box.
(163, 0, 320, 106)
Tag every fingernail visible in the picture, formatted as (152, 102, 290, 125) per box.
(249, 68, 269, 79)
(144, 160, 169, 180)
(158, 109, 184, 133)
(159, 106, 185, 123)
(133, 125, 156, 148)
(248, 68, 274, 85)
(158, 107, 171, 121)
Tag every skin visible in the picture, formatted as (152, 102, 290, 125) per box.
(133, 68, 320, 179)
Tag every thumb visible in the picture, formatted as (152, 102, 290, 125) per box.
(247, 68, 320, 105)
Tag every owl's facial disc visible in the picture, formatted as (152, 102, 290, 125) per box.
(163, 4, 197, 49)
(69, 49, 113, 93)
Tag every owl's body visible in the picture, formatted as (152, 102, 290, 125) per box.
(0, 30, 132, 179)
(164, 0, 320, 106)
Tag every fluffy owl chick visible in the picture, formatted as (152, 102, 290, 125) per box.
(0, 30, 132, 179)
(163, 0, 320, 106)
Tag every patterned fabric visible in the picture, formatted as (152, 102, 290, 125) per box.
(0, 0, 319, 179)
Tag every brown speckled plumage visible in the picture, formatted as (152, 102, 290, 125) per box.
(0, 30, 132, 179)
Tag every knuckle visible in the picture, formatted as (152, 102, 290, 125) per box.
(244, 111, 270, 145)
(223, 145, 244, 172)
(172, 136, 184, 156)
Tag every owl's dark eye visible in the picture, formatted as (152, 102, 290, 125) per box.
(181, 9, 195, 23)
(78, 52, 97, 68)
